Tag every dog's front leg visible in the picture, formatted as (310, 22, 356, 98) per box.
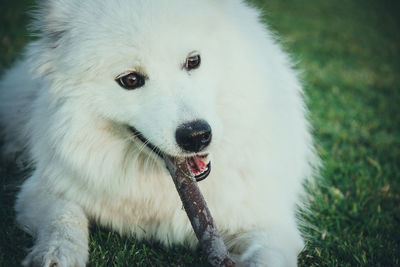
(15, 174, 89, 267)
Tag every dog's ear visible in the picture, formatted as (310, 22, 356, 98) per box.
(30, 0, 73, 45)
(27, 0, 77, 77)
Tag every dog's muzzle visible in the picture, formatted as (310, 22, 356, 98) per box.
(129, 119, 212, 181)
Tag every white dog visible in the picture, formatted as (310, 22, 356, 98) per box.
(0, 0, 317, 266)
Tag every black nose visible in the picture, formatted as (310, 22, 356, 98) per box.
(175, 120, 212, 152)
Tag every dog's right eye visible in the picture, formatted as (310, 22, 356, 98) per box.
(116, 72, 145, 90)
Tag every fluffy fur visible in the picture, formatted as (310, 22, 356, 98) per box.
(0, 0, 317, 266)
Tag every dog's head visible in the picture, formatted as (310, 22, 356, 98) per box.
(32, 0, 252, 179)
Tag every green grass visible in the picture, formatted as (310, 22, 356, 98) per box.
(1, 0, 399, 266)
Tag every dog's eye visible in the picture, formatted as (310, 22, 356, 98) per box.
(185, 55, 201, 70)
(116, 72, 145, 90)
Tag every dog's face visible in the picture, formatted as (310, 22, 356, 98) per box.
(37, 0, 236, 179)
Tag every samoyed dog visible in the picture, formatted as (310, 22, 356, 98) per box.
(0, 0, 317, 266)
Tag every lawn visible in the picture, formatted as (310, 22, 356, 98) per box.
(1, 0, 399, 266)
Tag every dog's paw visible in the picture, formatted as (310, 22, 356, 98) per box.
(22, 241, 88, 267)
(238, 245, 295, 267)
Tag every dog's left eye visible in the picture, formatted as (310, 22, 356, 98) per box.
(116, 72, 145, 90)
(185, 55, 201, 70)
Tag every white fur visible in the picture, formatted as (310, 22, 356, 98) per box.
(0, 0, 317, 266)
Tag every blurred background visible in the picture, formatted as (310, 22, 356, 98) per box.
(1, 0, 399, 266)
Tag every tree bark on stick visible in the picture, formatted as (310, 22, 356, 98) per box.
(163, 155, 235, 267)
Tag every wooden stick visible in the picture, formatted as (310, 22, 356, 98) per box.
(163, 155, 235, 267)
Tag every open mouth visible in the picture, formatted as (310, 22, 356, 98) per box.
(185, 154, 211, 182)
(129, 126, 211, 182)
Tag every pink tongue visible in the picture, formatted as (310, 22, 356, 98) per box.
(188, 156, 207, 174)
(194, 156, 207, 170)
